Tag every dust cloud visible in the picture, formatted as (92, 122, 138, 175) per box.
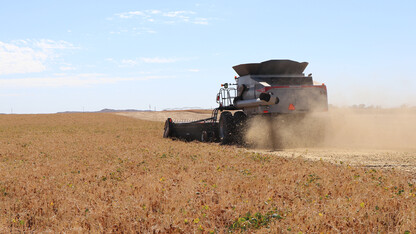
(120, 108, 416, 171)
(245, 107, 416, 151)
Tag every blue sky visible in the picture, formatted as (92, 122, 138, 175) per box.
(1, 0, 415, 113)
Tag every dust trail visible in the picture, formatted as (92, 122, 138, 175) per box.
(245, 107, 416, 150)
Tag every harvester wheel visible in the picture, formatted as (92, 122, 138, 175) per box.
(233, 111, 247, 128)
(163, 118, 173, 138)
(233, 111, 247, 144)
(219, 111, 234, 144)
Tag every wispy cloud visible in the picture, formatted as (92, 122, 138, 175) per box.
(120, 59, 139, 66)
(33, 39, 78, 50)
(193, 18, 209, 25)
(163, 10, 195, 18)
(110, 27, 156, 35)
(0, 39, 78, 75)
(116, 11, 145, 19)
(0, 73, 173, 88)
(114, 57, 186, 67)
(139, 57, 181, 64)
(0, 41, 46, 75)
(112, 9, 210, 25)
(0, 93, 23, 97)
(59, 66, 75, 71)
(188, 69, 200, 72)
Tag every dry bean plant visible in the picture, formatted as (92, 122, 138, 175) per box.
(0, 113, 415, 232)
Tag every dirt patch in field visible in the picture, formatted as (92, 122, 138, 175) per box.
(252, 148, 416, 173)
(120, 108, 416, 172)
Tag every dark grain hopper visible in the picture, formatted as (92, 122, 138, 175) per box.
(232, 59, 308, 76)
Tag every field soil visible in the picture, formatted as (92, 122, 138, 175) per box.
(120, 107, 416, 173)
(1, 112, 415, 232)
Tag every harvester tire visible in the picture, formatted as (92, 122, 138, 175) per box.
(233, 111, 247, 128)
(233, 111, 247, 144)
(163, 118, 173, 138)
(219, 111, 234, 145)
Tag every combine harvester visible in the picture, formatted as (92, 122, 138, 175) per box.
(163, 59, 328, 146)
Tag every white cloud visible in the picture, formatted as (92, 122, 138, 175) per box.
(111, 27, 157, 35)
(140, 57, 180, 63)
(121, 59, 139, 66)
(33, 39, 77, 50)
(0, 41, 47, 75)
(113, 9, 209, 25)
(117, 11, 144, 19)
(59, 62, 75, 71)
(59, 66, 74, 71)
(149, 10, 161, 14)
(163, 10, 195, 18)
(0, 39, 77, 75)
(0, 93, 22, 97)
(0, 73, 172, 88)
(193, 18, 209, 25)
(119, 57, 183, 66)
(188, 69, 200, 72)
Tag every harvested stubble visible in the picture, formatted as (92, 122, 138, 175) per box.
(0, 113, 415, 232)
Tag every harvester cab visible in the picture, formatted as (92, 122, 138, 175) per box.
(163, 59, 328, 146)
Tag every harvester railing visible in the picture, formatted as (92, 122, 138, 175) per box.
(217, 87, 237, 108)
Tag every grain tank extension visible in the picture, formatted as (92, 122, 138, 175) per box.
(163, 59, 328, 145)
